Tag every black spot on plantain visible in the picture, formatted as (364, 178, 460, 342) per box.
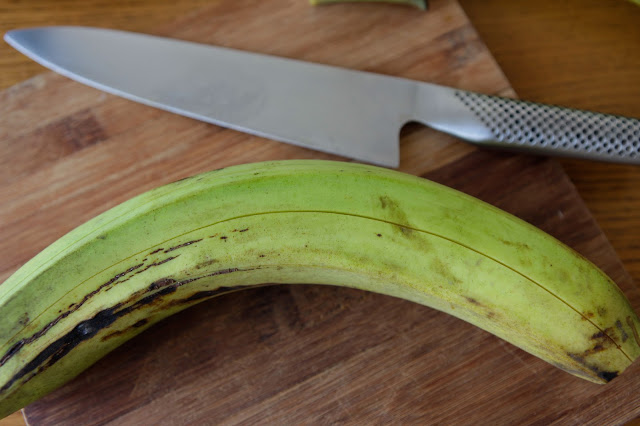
(149, 248, 164, 255)
(133, 319, 148, 328)
(0, 306, 122, 393)
(1, 267, 260, 391)
(0, 258, 168, 368)
(599, 371, 619, 382)
(0, 311, 74, 369)
(568, 326, 621, 381)
(567, 352, 619, 383)
(0, 341, 25, 367)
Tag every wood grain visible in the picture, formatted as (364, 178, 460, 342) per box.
(0, 0, 639, 424)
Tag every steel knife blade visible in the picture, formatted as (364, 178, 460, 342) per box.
(5, 26, 640, 167)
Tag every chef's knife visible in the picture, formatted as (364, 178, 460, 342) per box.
(5, 26, 640, 168)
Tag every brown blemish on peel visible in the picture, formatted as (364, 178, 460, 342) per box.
(0, 252, 186, 368)
(379, 196, 388, 209)
(109, 257, 179, 290)
(164, 239, 202, 253)
(378, 195, 413, 236)
(464, 296, 482, 306)
(132, 319, 148, 328)
(0, 267, 259, 394)
(18, 314, 29, 327)
(582, 311, 595, 320)
(591, 330, 607, 341)
(0, 262, 144, 368)
(132, 257, 178, 276)
(148, 278, 178, 291)
(399, 226, 412, 236)
(149, 248, 164, 255)
(616, 320, 629, 343)
(498, 239, 530, 251)
(195, 259, 218, 269)
(589, 327, 618, 351)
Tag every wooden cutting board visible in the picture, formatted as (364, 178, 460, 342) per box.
(1, 0, 639, 423)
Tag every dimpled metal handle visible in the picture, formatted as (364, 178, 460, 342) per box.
(453, 90, 640, 164)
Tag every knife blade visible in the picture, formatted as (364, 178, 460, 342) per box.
(4, 26, 640, 167)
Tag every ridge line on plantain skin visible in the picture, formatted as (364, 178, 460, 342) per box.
(0, 161, 331, 298)
(0, 209, 631, 377)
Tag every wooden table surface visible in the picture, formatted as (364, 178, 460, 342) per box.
(0, 0, 638, 424)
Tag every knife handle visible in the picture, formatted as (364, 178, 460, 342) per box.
(434, 89, 640, 164)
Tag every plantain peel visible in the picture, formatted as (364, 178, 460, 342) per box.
(0, 160, 639, 417)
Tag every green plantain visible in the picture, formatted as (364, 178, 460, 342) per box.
(0, 160, 638, 418)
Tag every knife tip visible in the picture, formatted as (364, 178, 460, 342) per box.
(4, 29, 17, 44)
(3, 28, 54, 63)
(4, 28, 33, 50)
